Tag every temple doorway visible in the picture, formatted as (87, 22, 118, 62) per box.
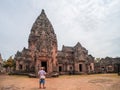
(79, 64, 82, 72)
(41, 61, 47, 72)
(59, 66, 62, 72)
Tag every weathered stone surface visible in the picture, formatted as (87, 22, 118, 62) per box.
(94, 57, 120, 73)
(57, 42, 95, 74)
(15, 9, 57, 74)
(14, 9, 95, 75)
(0, 53, 3, 73)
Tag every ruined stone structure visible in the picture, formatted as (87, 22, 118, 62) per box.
(15, 9, 94, 75)
(94, 57, 120, 73)
(57, 43, 94, 74)
(0, 53, 3, 72)
(15, 9, 57, 74)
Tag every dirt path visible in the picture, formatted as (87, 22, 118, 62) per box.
(0, 74, 120, 90)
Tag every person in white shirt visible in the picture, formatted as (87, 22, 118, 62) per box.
(38, 67, 46, 89)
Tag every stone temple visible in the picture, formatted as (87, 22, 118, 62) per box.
(15, 9, 94, 75)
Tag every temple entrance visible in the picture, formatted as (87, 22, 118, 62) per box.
(41, 61, 47, 72)
(19, 64, 22, 70)
(59, 66, 62, 72)
(79, 64, 82, 72)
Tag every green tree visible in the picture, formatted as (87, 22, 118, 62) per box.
(3, 56, 15, 72)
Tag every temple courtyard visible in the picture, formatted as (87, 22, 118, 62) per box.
(0, 74, 120, 90)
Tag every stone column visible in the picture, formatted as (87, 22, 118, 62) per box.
(91, 63, 94, 71)
(82, 63, 87, 73)
(35, 60, 40, 76)
(16, 61, 19, 70)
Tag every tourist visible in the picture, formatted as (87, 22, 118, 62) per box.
(38, 67, 46, 89)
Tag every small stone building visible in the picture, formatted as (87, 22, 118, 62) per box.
(57, 43, 94, 74)
(94, 57, 120, 73)
(15, 9, 94, 75)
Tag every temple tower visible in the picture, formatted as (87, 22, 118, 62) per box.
(28, 9, 58, 73)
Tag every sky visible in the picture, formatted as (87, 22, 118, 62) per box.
(0, 0, 120, 60)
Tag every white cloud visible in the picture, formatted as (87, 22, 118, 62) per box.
(0, 0, 120, 59)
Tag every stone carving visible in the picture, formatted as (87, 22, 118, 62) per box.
(15, 9, 57, 74)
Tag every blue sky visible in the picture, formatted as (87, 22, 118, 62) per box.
(0, 0, 120, 59)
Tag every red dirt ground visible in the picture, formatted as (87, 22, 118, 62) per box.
(0, 74, 120, 90)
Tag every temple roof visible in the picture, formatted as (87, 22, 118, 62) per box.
(28, 9, 57, 52)
(30, 9, 53, 32)
(62, 45, 74, 52)
(74, 42, 82, 48)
